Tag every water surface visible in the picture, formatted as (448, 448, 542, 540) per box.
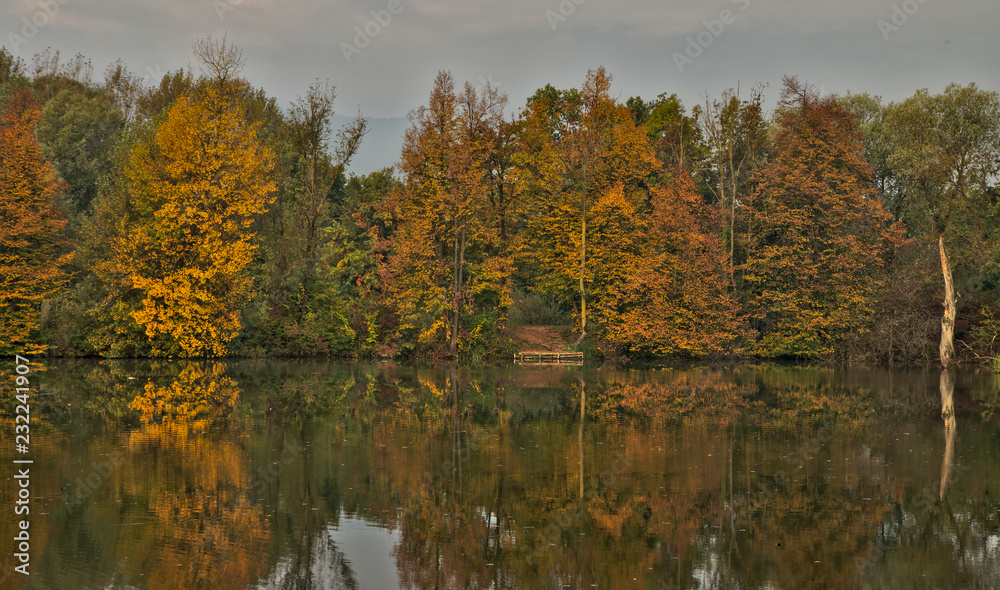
(2, 361, 999, 589)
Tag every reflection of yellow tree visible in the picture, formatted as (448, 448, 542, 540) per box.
(129, 362, 240, 422)
(122, 422, 272, 589)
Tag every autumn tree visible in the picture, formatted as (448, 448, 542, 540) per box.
(516, 68, 657, 345)
(741, 78, 901, 358)
(93, 41, 276, 357)
(604, 170, 745, 356)
(380, 71, 511, 357)
(0, 89, 71, 353)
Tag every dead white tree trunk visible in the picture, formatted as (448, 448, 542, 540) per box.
(939, 237, 957, 367)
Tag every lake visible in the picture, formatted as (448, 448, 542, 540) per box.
(2, 360, 999, 589)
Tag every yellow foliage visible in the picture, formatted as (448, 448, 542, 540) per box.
(129, 362, 240, 422)
(113, 84, 275, 356)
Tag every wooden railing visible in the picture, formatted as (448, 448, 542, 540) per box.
(514, 350, 584, 364)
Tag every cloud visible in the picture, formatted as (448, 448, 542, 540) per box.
(1, 0, 996, 121)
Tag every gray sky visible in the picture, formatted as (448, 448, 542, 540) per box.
(3, 0, 998, 171)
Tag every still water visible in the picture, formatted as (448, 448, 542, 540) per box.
(2, 360, 999, 589)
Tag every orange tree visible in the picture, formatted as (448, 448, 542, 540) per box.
(0, 89, 71, 354)
(379, 72, 512, 358)
(741, 78, 902, 358)
(604, 169, 746, 357)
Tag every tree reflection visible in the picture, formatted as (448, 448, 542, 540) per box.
(24, 361, 1000, 588)
(255, 533, 360, 590)
(121, 363, 272, 589)
(939, 368, 956, 499)
(129, 362, 240, 422)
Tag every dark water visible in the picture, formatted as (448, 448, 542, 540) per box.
(2, 360, 999, 589)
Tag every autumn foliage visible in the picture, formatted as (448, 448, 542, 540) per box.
(104, 82, 275, 357)
(741, 79, 903, 357)
(380, 72, 512, 357)
(605, 171, 746, 356)
(0, 89, 70, 354)
(6, 39, 1000, 362)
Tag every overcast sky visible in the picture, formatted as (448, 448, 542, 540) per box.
(3, 0, 998, 169)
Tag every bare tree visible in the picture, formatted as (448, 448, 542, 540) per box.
(192, 33, 245, 84)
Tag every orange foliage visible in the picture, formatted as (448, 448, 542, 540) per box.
(379, 72, 512, 356)
(605, 170, 746, 356)
(0, 89, 71, 353)
(742, 78, 904, 357)
(515, 68, 658, 342)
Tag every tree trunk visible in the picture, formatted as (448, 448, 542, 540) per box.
(939, 237, 957, 367)
(578, 376, 585, 501)
(575, 206, 587, 346)
(449, 225, 467, 357)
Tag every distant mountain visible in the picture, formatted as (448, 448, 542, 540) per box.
(332, 114, 409, 178)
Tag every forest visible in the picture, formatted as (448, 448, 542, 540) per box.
(1, 37, 999, 364)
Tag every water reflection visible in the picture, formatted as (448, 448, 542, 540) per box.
(5, 362, 998, 589)
(939, 368, 956, 500)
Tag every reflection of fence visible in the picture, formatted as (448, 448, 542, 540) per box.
(514, 350, 584, 364)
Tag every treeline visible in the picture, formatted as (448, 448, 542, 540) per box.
(1, 39, 998, 363)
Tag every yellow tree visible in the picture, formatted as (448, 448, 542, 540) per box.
(104, 72, 275, 356)
(516, 68, 657, 344)
(0, 89, 71, 354)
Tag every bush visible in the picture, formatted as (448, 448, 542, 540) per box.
(507, 289, 571, 326)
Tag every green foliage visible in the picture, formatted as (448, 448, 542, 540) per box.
(459, 309, 517, 361)
(0, 47, 29, 105)
(37, 88, 124, 214)
(507, 288, 572, 326)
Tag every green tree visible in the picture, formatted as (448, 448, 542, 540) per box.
(27, 49, 93, 105)
(264, 80, 366, 319)
(627, 93, 707, 176)
(313, 168, 399, 356)
(700, 86, 768, 272)
(883, 83, 1000, 363)
(0, 47, 28, 106)
(37, 88, 124, 214)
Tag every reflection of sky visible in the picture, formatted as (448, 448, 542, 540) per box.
(331, 515, 401, 590)
(253, 514, 400, 589)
